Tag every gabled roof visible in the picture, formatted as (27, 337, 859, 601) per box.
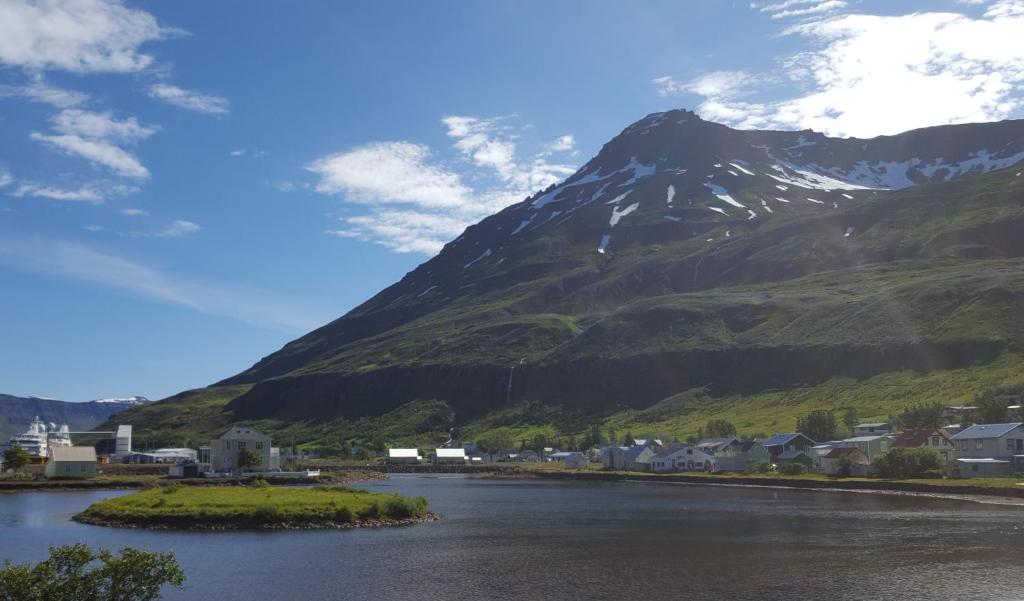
(855, 422, 890, 429)
(890, 428, 951, 448)
(843, 435, 888, 443)
(388, 448, 420, 458)
(824, 447, 865, 459)
(50, 446, 96, 462)
(762, 433, 814, 447)
(650, 444, 695, 461)
(951, 423, 1024, 440)
(622, 445, 652, 459)
(435, 448, 466, 458)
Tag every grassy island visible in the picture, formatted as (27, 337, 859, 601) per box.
(74, 483, 432, 530)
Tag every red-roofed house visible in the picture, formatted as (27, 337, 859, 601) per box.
(821, 447, 870, 477)
(890, 428, 955, 464)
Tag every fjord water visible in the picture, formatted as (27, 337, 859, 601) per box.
(2, 477, 1023, 601)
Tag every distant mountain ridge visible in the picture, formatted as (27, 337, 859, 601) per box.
(0, 394, 148, 441)
(104, 109, 1024, 447)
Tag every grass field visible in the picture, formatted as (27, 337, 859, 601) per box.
(76, 484, 429, 528)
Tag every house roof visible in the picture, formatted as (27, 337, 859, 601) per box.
(50, 446, 96, 462)
(622, 445, 652, 459)
(891, 428, 951, 448)
(951, 423, 1024, 440)
(824, 447, 864, 459)
(435, 448, 466, 458)
(956, 458, 1010, 464)
(739, 441, 763, 452)
(650, 445, 694, 461)
(762, 433, 814, 447)
(855, 422, 890, 428)
(842, 435, 888, 443)
(388, 448, 419, 458)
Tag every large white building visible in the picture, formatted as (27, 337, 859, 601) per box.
(210, 426, 274, 472)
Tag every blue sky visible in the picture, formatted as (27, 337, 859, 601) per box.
(1, 0, 1022, 401)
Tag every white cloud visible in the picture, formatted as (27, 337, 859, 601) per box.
(765, 0, 847, 19)
(670, 5, 1024, 138)
(0, 74, 88, 108)
(9, 181, 137, 203)
(0, 169, 12, 188)
(310, 117, 577, 254)
(30, 109, 155, 179)
(230, 149, 246, 156)
(119, 208, 147, 216)
(154, 219, 200, 238)
(0, 237, 325, 332)
(309, 142, 472, 209)
(0, 0, 174, 73)
(148, 83, 229, 116)
(546, 134, 576, 153)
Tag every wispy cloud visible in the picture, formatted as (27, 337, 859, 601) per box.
(0, 237, 326, 332)
(0, 74, 89, 108)
(308, 116, 577, 254)
(154, 219, 201, 238)
(660, 3, 1024, 138)
(9, 181, 138, 204)
(119, 208, 147, 216)
(148, 83, 230, 116)
(30, 109, 156, 179)
(759, 0, 847, 19)
(0, 0, 176, 73)
(0, 169, 12, 188)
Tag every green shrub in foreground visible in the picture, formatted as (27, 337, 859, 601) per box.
(779, 463, 808, 476)
(874, 448, 945, 479)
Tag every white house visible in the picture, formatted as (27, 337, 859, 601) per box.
(697, 438, 770, 471)
(840, 435, 889, 463)
(210, 426, 273, 472)
(45, 446, 97, 478)
(387, 448, 422, 464)
(649, 445, 717, 473)
(951, 422, 1024, 476)
(549, 451, 588, 469)
(434, 448, 467, 464)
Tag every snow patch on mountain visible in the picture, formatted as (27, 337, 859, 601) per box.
(666, 184, 676, 205)
(609, 202, 640, 227)
(597, 234, 611, 254)
(703, 183, 747, 209)
(464, 248, 492, 268)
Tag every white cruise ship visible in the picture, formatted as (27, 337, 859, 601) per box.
(5, 417, 72, 459)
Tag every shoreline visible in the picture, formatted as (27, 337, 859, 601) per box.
(0, 471, 384, 493)
(512, 471, 1024, 506)
(71, 511, 439, 531)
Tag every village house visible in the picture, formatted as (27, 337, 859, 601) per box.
(840, 435, 889, 463)
(809, 442, 841, 473)
(45, 446, 97, 478)
(951, 422, 1024, 476)
(820, 447, 871, 476)
(210, 426, 273, 473)
(433, 448, 468, 464)
(854, 422, 892, 436)
(548, 451, 588, 469)
(762, 433, 816, 467)
(890, 428, 956, 464)
(386, 448, 422, 464)
(696, 438, 770, 471)
(649, 444, 717, 473)
(602, 445, 656, 471)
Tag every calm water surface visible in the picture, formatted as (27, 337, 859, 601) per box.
(2, 476, 1024, 601)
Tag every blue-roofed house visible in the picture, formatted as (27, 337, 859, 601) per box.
(762, 433, 816, 464)
(951, 422, 1024, 476)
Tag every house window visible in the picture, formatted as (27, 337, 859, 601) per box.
(256, 442, 263, 450)
(238, 442, 246, 450)
(226, 441, 231, 450)
(1008, 439, 1015, 452)
(975, 440, 984, 451)
(931, 436, 939, 446)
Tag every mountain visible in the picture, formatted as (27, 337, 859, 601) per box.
(107, 110, 1024, 449)
(0, 395, 148, 441)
